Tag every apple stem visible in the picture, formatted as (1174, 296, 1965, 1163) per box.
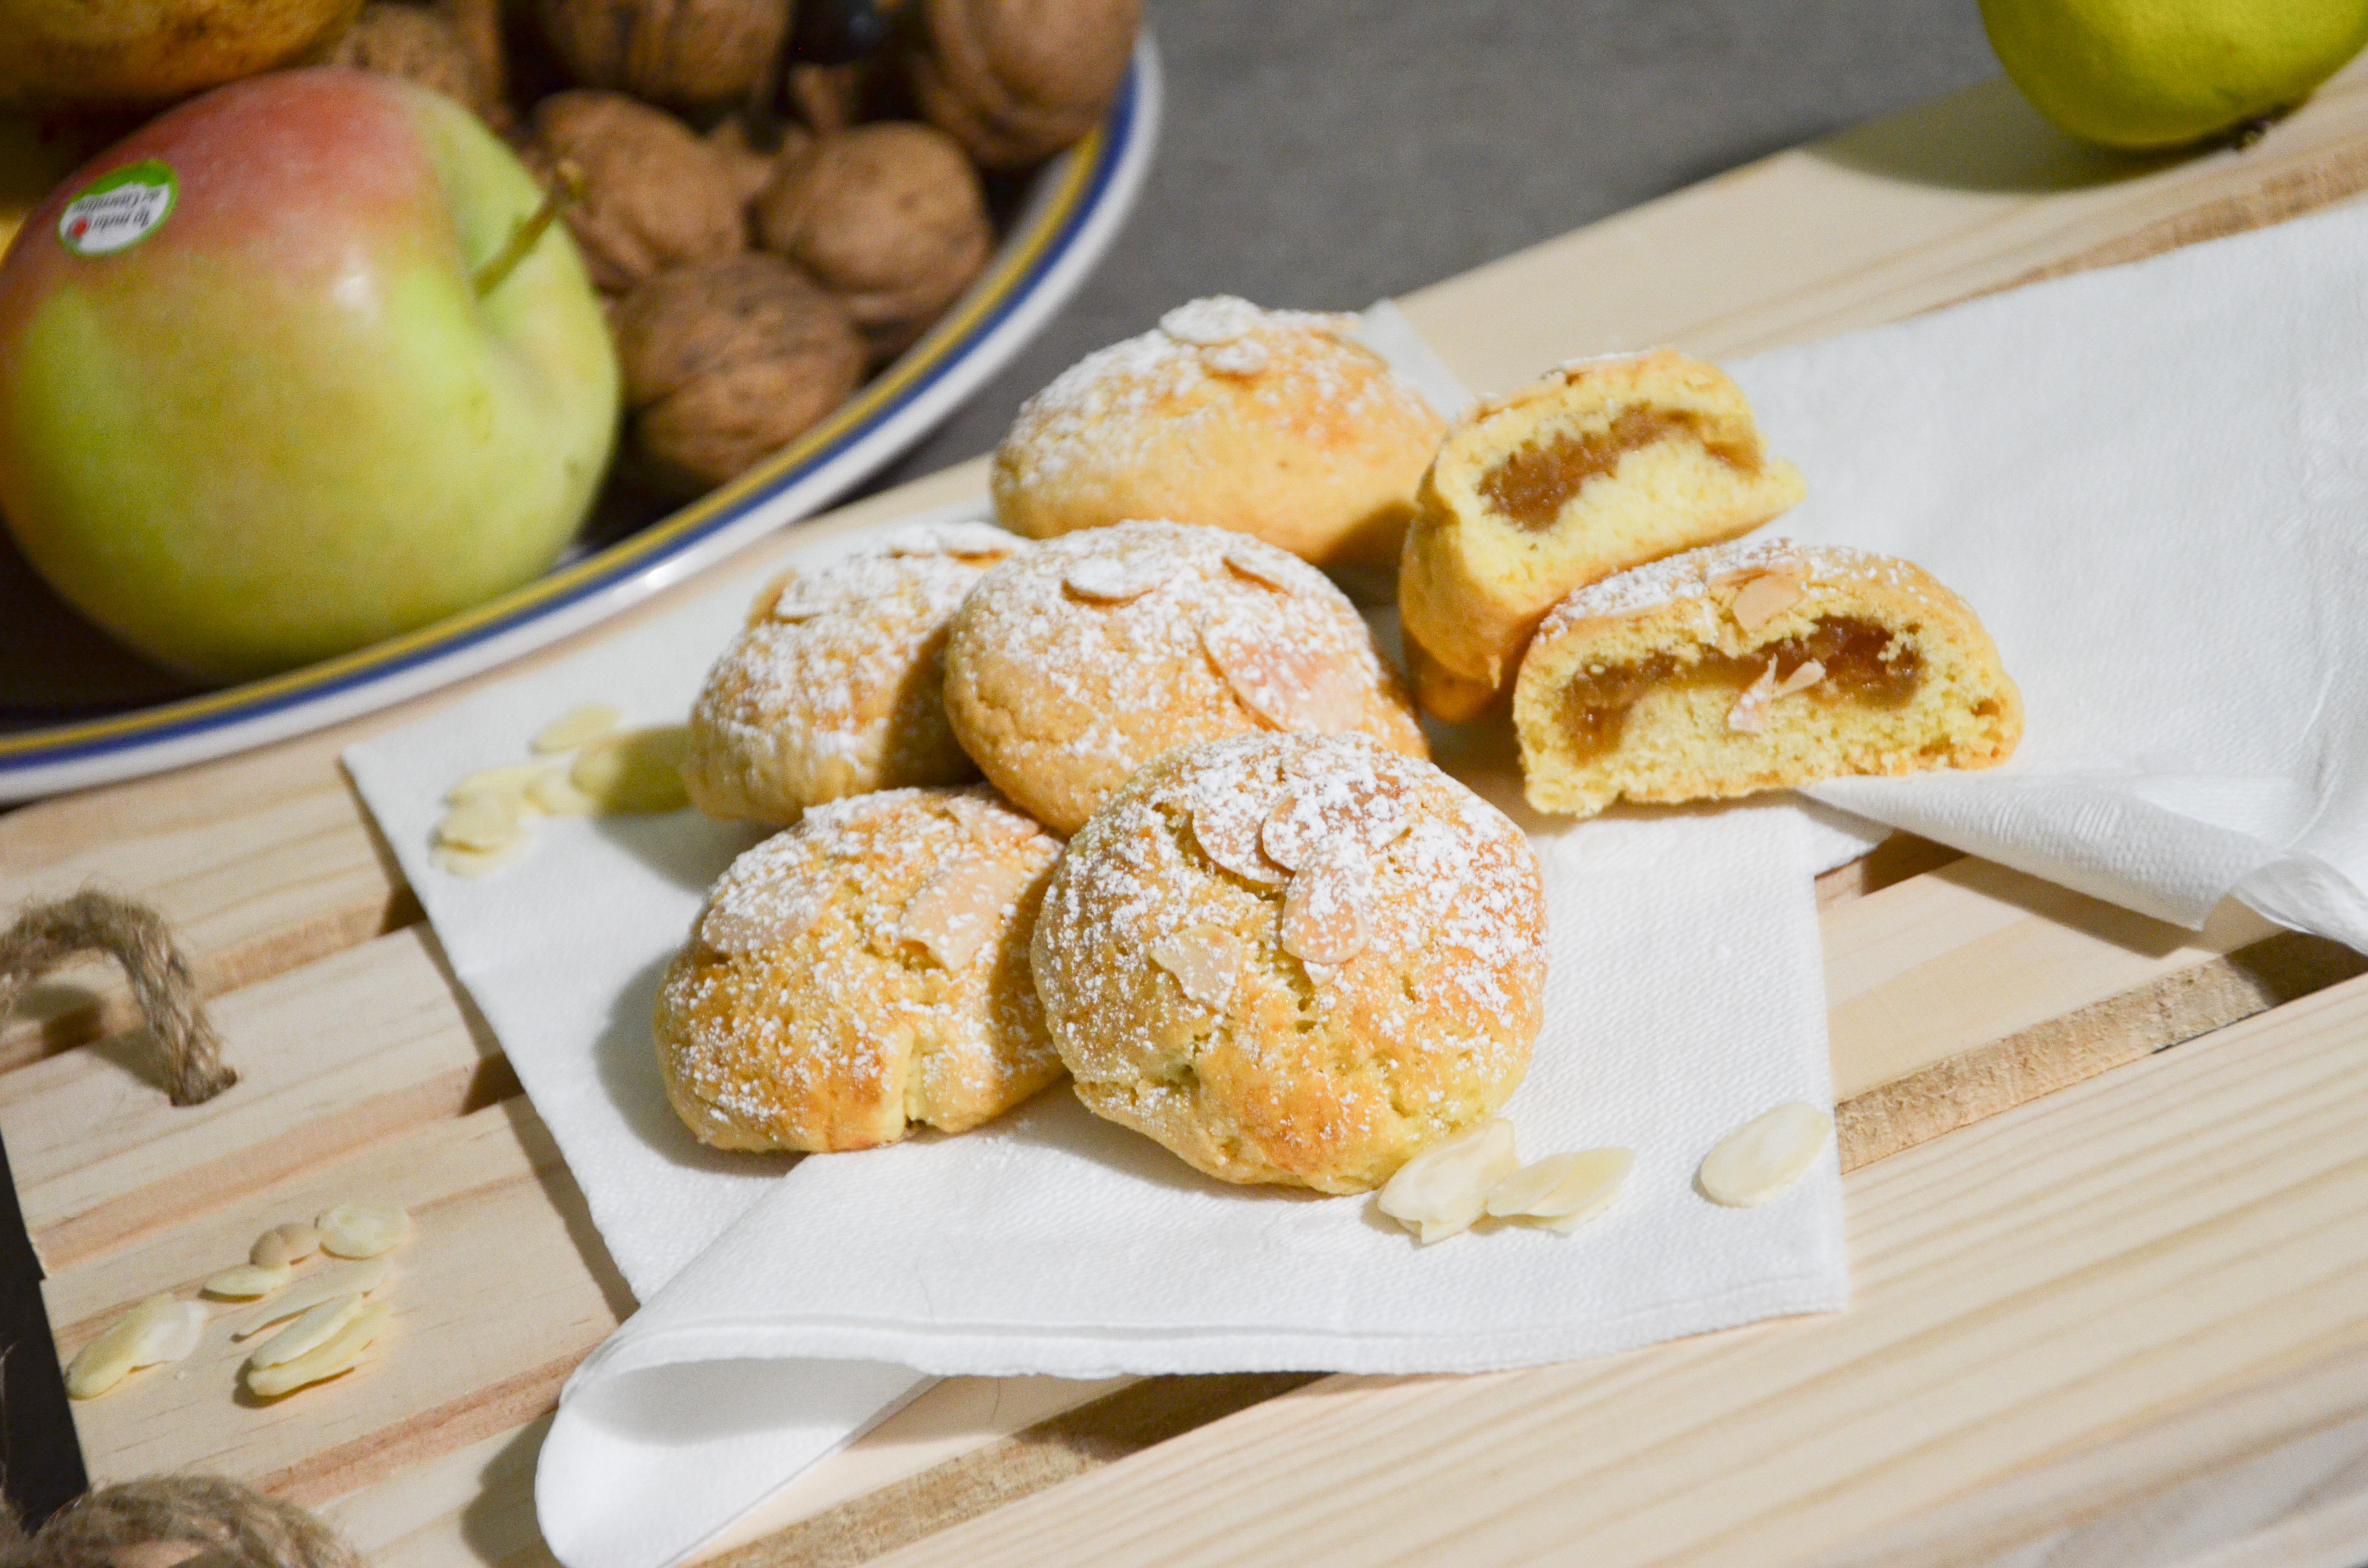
(473, 159, 584, 300)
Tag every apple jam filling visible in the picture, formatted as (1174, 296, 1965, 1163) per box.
(1559, 616, 1923, 761)
(1479, 408, 1753, 528)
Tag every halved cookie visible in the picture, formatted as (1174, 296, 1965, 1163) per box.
(1513, 538, 2022, 816)
(1400, 350, 1805, 721)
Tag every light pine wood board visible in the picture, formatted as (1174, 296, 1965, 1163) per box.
(8, 53, 2368, 1568)
(854, 968, 2368, 1568)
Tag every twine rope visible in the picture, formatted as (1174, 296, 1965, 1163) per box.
(0, 892, 235, 1106)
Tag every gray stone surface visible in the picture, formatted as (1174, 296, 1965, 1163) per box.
(873, 0, 2002, 489)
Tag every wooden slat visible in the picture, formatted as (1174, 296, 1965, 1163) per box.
(1394, 59, 2368, 389)
(0, 925, 510, 1270)
(18, 51, 2368, 1568)
(50, 1094, 629, 1505)
(851, 969, 2368, 1568)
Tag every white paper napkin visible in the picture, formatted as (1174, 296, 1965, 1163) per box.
(345, 308, 1872, 1568)
(1728, 199, 2368, 952)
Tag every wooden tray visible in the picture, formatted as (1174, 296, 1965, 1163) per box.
(11, 59, 2368, 1568)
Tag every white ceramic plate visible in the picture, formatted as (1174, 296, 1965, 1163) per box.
(0, 37, 1161, 802)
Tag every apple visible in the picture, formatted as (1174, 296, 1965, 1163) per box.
(0, 68, 619, 682)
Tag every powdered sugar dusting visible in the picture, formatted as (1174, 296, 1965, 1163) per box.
(1537, 537, 1936, 638)
(662, 787, 1064, 1148)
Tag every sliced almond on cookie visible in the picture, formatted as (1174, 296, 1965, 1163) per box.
(1729, 570, 1804, 633)
(700, 884, 828, 956)
(1148, 924, 1243, 1011)
(1063, 555, 1172, 604)
(1202, 609, 1367, 734)
(900, 856, 1038, 971)
(1192, 793, 1288, 885)
(1280, 842, 1373, 969)
(1260, 774, 1411, 870)
(1221, 549, 1296, 592)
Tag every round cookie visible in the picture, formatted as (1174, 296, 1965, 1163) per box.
(655, 787, 1065, 1152)
(990, 297, 1447, 566)
(1031, 732, 1548, 1193)
(682, 521, 1022, 825)
(942, 519, 1428, 835)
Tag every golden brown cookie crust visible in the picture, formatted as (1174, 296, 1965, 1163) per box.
(991, 297, 1446, 566)
(1400, 349, 1806, 722)
(655, 787, 1066, 1152)
(682, 521, 1022, 825)
(1513, 538, 2023, 816)
(1032, 733, 1548, 1194)
(942, 520, 1428, 835)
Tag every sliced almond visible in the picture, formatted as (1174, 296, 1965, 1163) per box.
(882, 520, 1015, 559)
(1729, 570, 1804, 633)
(701, 882, 827, 956)
(1727, 657, 1826, 734)
(531, 702, 623, 754)
(1148, 924, 1243, 1011)
(203, 1262, 291, 1299)
(764, 571, 841, 623)
(235, 1256, 392, 1339)
(1221, 549, 1296, 592)
(1773, 658, 1825, 698)
(939, 793, 1041, 847)
(251, 1222, 318, 1270)
(65, 1294, 180, 1399)
(246, 1295, 366, 1371)
(1485, 1148, 1634, 1234)
(137, 1299, 208, 1366)
(1202, 609, 1368, 734)
(1375, 1119, 1520, 1244)
(432, 836, 529, 879)
(435, 793, 524, 851)
(1280, 843, 1372, 969)
(317, 1201, 410, 1260)
(1192, 793, 1287, 885)
(1699, 1102, 1833, 1208)
(899, 855, 1038, 971)
(445, 760, 543, 806)
(1259, 774, 1411, 870)
(526, 764, 602, 816)
(246, 1301, 392, 1399)
(569, 726, 692, 814)
(1062, 555, 1171, 604)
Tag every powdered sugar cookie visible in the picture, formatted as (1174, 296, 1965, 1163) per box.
(682, 521, 1022, 825)
(941, 520, 1427, 835)
(655, 787, 1064, 1152)
(1032, 732, 1547, 1193)
(991, 297, 1445, 566)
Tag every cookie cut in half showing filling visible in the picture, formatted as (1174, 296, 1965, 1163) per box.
(1513, 538, 2023, 816)
(1400, 349, 1807, 722)
(1032, 732, 1548, 1195)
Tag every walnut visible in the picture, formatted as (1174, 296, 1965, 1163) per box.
(531, 91, 744, 294)
(707, 112, 812, 209)
(753, 122, 989, 359)
(331, 3, 499, 121)
(535, 0, 791, 109)
(613, 255, 867, 494)
(904, 0, 1138, 170)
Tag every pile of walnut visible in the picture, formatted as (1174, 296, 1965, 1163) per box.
(331, 0, 1139, 496)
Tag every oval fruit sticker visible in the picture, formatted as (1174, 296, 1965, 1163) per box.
(58, 160, 178, 257)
